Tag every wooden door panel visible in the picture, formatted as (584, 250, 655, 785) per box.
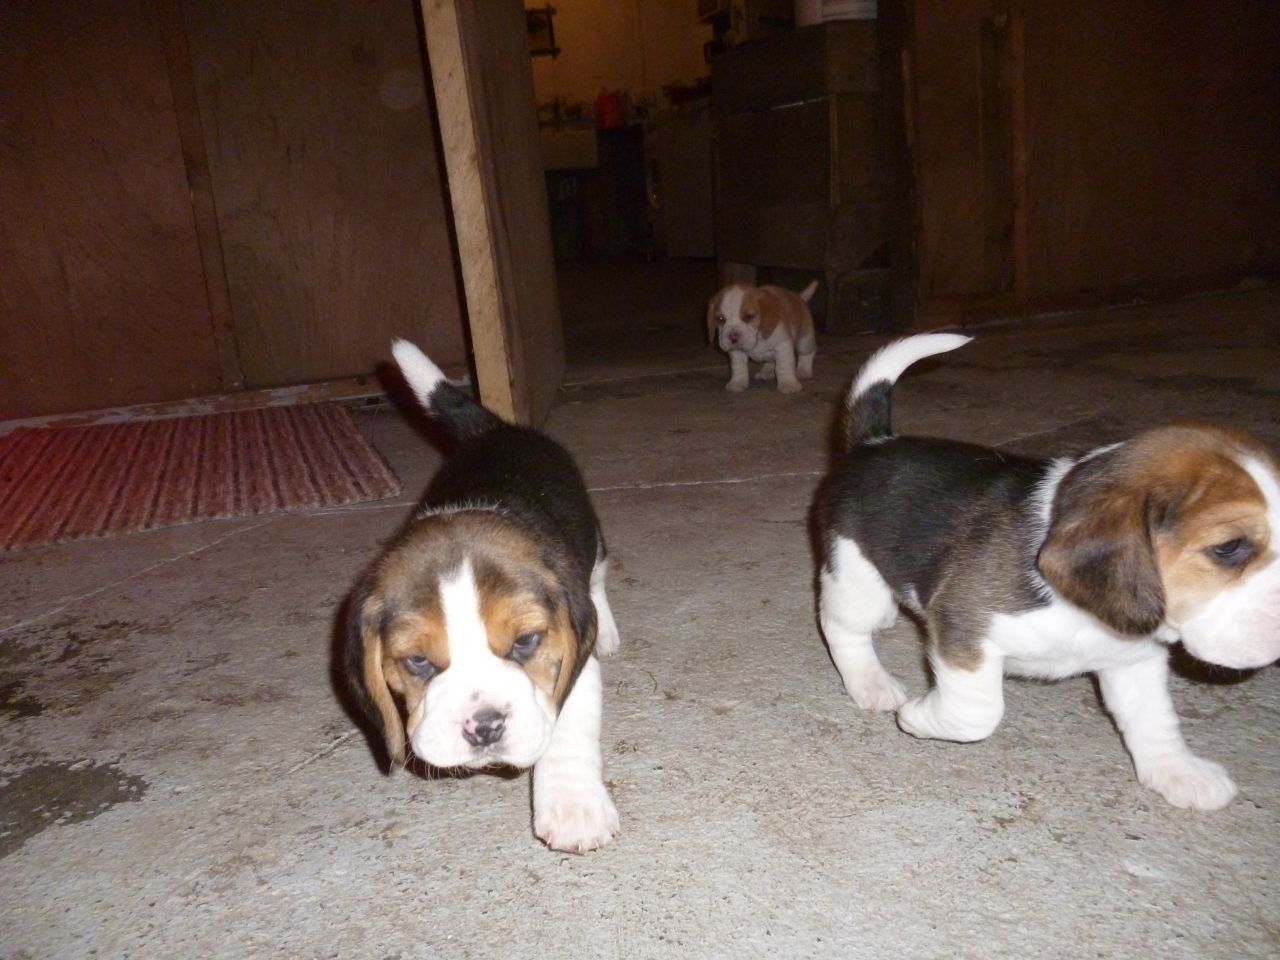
(182, 0, 466, 388)
(0, 1, 221, 419)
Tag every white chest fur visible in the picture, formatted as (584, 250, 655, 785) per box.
(990, 598, 1167, 680)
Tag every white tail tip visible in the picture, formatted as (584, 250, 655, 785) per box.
(848, 333, 973, 406)
(391, 338, 447, 407)
(799, 280, 819, 302)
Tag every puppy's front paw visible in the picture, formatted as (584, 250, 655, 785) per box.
(846, 670, 908, 712)
(777, 378, 802, 394)
(754, 362, 776, 381)
(535, 781, 619, 853)
(725, 378, 749, 393)
(1139, 754, 1237, 811)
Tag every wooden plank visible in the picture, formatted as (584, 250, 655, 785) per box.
(978, 5, 1015, 295)
(878, 0, 920, 329)
(182, 0, 466, 389)
(421, 0, 564, 426)
(907, 0, 1000, 302)
(420, 0, 514, 420)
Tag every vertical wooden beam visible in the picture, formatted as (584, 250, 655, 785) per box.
(978, 5, 1016, 295)
(879, 0, 920, 328)
(418, 0, 517, 421)
(1008, 0, 1028, 309)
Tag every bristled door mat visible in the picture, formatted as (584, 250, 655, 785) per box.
(0, 403, 400, 551)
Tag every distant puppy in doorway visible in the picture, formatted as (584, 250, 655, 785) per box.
(344, 340, 621, 852)
(708, 280, 818, 393)
(818, 333, 1280, 810)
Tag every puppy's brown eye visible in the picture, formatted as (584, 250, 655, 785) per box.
(716, 314, 725, 327)
(743, 313, 756, 322)
(509, 632, 542, 664)
(1208, 538, 1253, 568)
(403, 654, 438, 679)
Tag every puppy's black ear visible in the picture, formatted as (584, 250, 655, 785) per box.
(1037, 456, 1165, 636)
(343, 578, 407, 766)
(545, 562, 598, 706)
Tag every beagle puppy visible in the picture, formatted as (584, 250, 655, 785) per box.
(708, 280, 818, 393)
(344, 340, 621, 852)
(819, 333, 1280, 810)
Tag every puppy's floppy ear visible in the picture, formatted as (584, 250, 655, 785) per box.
(343, 580, 407, 766)
(1037, 455, 1166, 635)
(706, 294, 719, 344)
(549, 571, 598, 705)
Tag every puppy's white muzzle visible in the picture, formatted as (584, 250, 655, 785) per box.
(719, 321, 758, 353)
(410, 660, 557, 769)
(1177, 562, 1280, 669)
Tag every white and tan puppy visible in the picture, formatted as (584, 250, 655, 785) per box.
(344, 340, 621, 852)
(708, 280, 818, 393)
(820, 333, 1280, 810)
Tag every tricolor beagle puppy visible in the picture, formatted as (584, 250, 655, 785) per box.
(819, 333, 1280, 810)
(344, 341, 621, 852)
(708, 280, 818, 393)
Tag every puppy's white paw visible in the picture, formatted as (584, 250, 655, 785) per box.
(846, 670, 908, 712)
(897, 694, 999, 743)
(777, 378, 802, 394)
(755, 362, 776, 381)
(535, 781, 619, 853)
(1139, 754, 1238, 811)
(725, 378, 749, 393)
(896, 697, 941, 739)
(596, 619, 621, 656)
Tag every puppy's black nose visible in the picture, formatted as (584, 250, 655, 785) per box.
(462, 708, 506, 747)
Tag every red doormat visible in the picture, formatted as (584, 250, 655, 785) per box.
(0, 403, 401, 551)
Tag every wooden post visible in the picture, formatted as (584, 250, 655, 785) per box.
(419, 0, 518, 421)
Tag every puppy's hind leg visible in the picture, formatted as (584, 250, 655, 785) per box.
(590, 552, 621, 656)
(774, 340, 802, 393)
(819, 537, 908, 711)
(897, 641, 1005, 742)
(796, 333, 816, 380)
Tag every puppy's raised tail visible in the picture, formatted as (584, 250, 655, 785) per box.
(844, 333, 972, 448)
(799, 280, 819, 303)
(391, 338, 504, 441)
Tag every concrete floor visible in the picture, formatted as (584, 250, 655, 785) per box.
(3, 269, 1279, 959)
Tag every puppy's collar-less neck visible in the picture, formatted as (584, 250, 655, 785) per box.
(414, 501, 508, 522)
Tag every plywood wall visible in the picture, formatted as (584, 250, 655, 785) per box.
(182, 0, 465, 388)
(1022, 1, 1280, 301)
(897, 0, 1280, 325)
(0, 1, 224, 419)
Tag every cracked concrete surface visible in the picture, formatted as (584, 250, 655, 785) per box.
(2, 277, 1279, 959)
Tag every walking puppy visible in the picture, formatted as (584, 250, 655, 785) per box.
(819, 333, 1280, 810)
(708, 280, 817, 393)
(344, 340, 621, 852)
